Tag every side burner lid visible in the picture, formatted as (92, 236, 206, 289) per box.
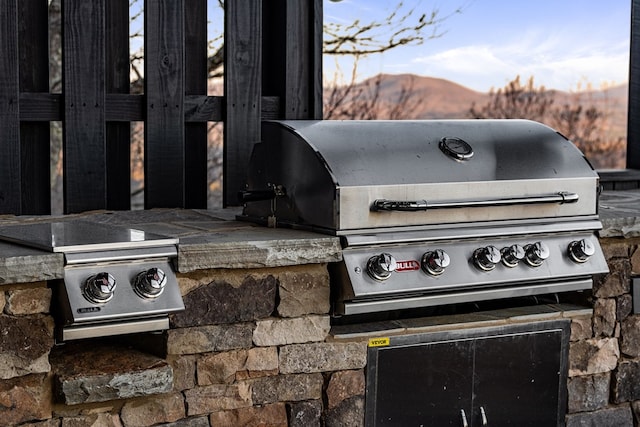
(0, 221, 178, 253)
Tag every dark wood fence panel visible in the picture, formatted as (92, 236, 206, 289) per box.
(224, 0, 262, 207)
(106, 0, 131, 210)
(628, 0, 640, 168)
(0, 0, 21, 214)
(63, 0, 107, 213)
(283, 0, 322, 119)
(19, 0, 50, 215)
(262, 0, 322, 120)
(1, 0, 321, 214)
(184, 0, 208, 209)
(144, 0, 186, 208)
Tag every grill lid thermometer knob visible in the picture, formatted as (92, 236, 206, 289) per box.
(421, 249, 450, 276)
(501, 244, 525, 268)
(524, 242, 550, 267)
(473, 246, 501, 271)
(568, 239, 596, 263)
(366, 253, 397, 281)
(83, 272, 116, 303)
(134, 268, 167, 299)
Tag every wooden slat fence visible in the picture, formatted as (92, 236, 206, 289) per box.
(0, 0, 322, 215)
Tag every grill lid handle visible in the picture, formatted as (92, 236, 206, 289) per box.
(371, 191, 579, 212)
(239, 185, 286, 203)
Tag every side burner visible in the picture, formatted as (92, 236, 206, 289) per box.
(0, 221, 184, 341)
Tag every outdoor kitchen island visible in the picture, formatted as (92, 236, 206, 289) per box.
(0, 192, 638, 426)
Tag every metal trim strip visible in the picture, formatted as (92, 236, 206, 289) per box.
(64, 245, 177, 265)
(339, 279, 592, 316)
(341, 220, 603, 247)
(60, 317, 169, 341)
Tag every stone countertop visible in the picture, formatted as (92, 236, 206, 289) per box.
(1, 188, 638, 285)
(599, 190, 640, 238)
(0, 209, 342, 285)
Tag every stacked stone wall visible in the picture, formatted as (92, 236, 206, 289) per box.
(3, 237, 640, 426)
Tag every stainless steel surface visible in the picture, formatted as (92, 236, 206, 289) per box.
(371, 191, 579, 212)
(241, 119, 608, 316)
(64, 246, 178, 265)
(58, 256, 183, 324)
(338, 279, 593, 315)
(0, 221, 178, 253)
(633, 278, 640, 314)
(244, 120, 600, 231)
(61, 317, 169, 341)
(0, 221, 184, 340)
(331, 229, 607, 313)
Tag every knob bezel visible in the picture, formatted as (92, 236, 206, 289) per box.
(501, 244, 525, 268)
(568, 239, 595, 263)
(421, 249, 450, 276)
(83, 272, 116, 304)
(524, 242, 550, 267)
(133, 268, 167, 299)
(366, 253, 397, 282)
(473, 246, 501, 271)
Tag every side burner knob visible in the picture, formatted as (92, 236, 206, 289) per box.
(366, 253, 397, 281)
(501, 244, 525, 268)
(524, 242, 550, 267)
(473, 246, 501, 271)
(134, 268, 167, 299)
(83, 272, 116, 304)
(421, 249, 450, 276)
(568, 239, 596, 263)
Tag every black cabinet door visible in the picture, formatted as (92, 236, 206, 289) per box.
(366, 321, 569, 427)
(371, 338, 474, 426)
(473, 329, 565, 427)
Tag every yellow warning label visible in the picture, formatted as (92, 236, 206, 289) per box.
(368, 337, 390, 347)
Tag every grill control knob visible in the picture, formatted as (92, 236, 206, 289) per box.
(134, 268, 167, 299)
(366, 253, 397, 281)
(501, 244, 525, 268)
(568, 239, 596, 263)
(421, 249, 450, 276)
(524, 242, 550, 267)
(473, 246, 501, 271)
(83, 272, 116, 303)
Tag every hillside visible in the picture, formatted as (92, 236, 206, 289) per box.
(351, 73, 627, 123)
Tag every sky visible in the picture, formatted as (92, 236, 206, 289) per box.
(323, 0, 631, 92)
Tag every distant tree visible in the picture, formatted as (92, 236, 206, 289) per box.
(468, 75, 625, 168)
(324, 65, 423, 120)
(468, 76, 554, 122)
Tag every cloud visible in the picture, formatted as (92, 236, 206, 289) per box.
(411, 34, 629, 91)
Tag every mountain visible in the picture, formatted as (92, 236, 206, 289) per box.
(352, 73, 488, 119)
(348, 73, 628, 139)
(359, 74, 629, 123)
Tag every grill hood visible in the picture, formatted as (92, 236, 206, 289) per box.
(242, 120, 600, 233)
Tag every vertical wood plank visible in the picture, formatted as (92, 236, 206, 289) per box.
(312, 0, 323, 119)
(145, 0, 185, 208)
(184, 0, 208, 208)
(0, 0, 21, 214)
(628, 0, 640, 168)
(285, 0, 311, 119)
(19, 0, 51, 214)
(224, 0, 262, 206)
(106, 0, 131, 210)
(63, 0, 107, 213)
(262, 0, 323, 120)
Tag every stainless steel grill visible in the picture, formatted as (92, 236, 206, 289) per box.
(0, 221, 184, 341)
(241, 119, 609, 316)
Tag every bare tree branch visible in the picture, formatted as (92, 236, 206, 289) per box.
(323, 2, 455, 56)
